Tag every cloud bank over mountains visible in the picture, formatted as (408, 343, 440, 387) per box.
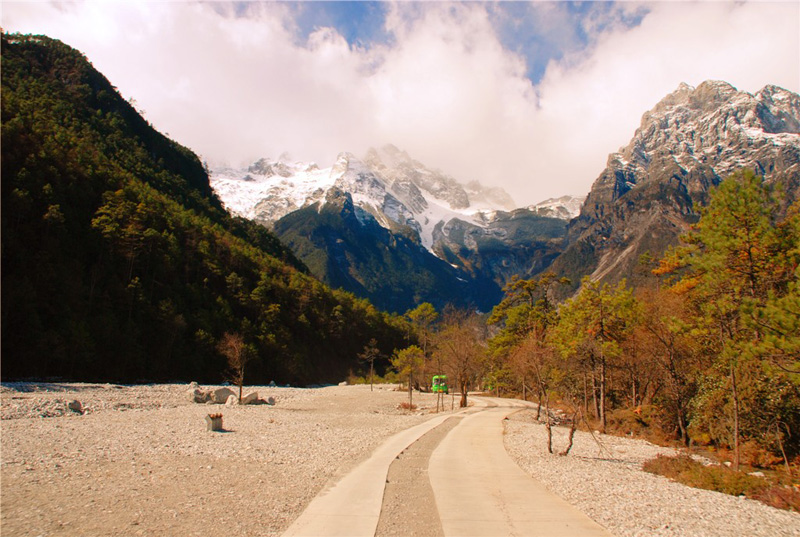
(5, 1, 798, 205)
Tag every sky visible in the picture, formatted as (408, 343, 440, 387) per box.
(3, 1, 799, 206)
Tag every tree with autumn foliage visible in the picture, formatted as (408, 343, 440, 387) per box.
(433, 308, 487, 408)
(218, 332, 256, 403)
(392, 345, 425, 408)
(656, 170, 800, 467)
(551, 277, 640, 433)
(487, 272, 569, 409)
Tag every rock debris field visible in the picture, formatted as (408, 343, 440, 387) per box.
(2, 383, 799, 537)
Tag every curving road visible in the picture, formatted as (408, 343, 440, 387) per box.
(282, 396, 612, 537)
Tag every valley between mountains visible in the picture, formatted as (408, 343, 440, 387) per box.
(3, 32, 800, 534)
(210, 81, 800, 309)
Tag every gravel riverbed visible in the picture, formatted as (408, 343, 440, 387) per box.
(2, 383, 798, 537)
(1, 382, 439, 537)
(504, 409, 800, 537)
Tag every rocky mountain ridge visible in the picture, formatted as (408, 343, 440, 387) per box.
(552, 80, 800, 292)
(211, 146, 570, 311)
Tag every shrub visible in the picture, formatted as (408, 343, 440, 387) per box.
(643, 454, 799, 511)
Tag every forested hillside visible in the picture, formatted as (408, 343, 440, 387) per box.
(1, 34, 408, 384)
(483, 171, 800, 473)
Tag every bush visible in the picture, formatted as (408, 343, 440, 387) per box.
(643, 454, 799, 511)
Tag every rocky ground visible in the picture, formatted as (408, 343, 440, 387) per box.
(1, 382, 439, 537)
(2, 383, 799, 537)
(504, 409, 800, 537)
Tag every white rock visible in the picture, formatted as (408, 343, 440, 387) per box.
(188, 388, 209, 403)
(225, 394, 239, 406)
(241, 392, 259, 405)
(211, 387, 236, 404)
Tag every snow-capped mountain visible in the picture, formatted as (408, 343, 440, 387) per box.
(550, 80, 800, 295)
(528, 195, 585, 220)
(212, 145, 520, 252)
(211, 145, 568, 312)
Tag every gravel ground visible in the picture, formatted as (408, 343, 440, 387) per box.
(3, 385, 798, 537)
(504, 409, 800, 537)
(1, 382, 441, 537)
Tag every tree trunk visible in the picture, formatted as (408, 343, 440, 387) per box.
(677, 409, 689, 446)
(460, 379, 468, 408)
(370, 361, 374, 392)
(731, 364, 740, 471)
(599, 357, 607, 433)
(560, 411, 579, 456)
(583, 373, 589, 416)
(545, 393, 553, 454)
(591, 371, 600, 420)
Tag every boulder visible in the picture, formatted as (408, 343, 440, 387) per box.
(241, 392, 259, 405)
(225, 394, 239, 406)
(67, 400, 83, 414)
(211, 387, 236, 404)
(188, 388, 209, 403)
(266, 396, 276, 406)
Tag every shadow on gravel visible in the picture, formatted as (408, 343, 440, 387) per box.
(1, 382, 127, 393)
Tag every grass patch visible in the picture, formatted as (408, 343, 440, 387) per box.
(643, 455, 800, 512)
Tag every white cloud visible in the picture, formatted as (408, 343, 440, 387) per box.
(2, 1, 798, 206)
(530, 1, 800, 202)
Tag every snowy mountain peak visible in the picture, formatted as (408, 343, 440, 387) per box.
(210, 145, 526, 253)
(528, 195, 585, 220)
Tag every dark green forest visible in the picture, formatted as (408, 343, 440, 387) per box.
(1, 33, 409, 385)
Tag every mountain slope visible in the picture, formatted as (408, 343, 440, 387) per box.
(213, 147, 567, 311)
(1, 33, 407, 384)
(550, 81, 800, 293)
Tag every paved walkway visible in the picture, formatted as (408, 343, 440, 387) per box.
(282, 396, 613, 537)
(282, 411, 462, 537)
(430, 398, 612, 536)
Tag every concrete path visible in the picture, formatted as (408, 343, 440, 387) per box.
(282, 396, 613, 537)
(429, 397, 613, 536)
(282, 411, 464, 537)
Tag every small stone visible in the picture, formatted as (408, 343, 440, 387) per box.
(269, 380, 277, 387)
(225, 394, 239, 406)
(748, 471, 765, 477)
(267, 396, 276, 406)
(338, 381, 348, 386)
(67, 400, 83, 414)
